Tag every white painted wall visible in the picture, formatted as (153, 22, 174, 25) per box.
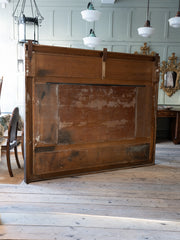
(0, 4, 17, 114)
(0, 0, 180, 118)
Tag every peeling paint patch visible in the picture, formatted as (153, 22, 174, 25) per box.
(35, 135, 40, 142)
(78, 121, 87, 127)
(27, 93, 31, 102)
(73, 93, 135, 109)
(102, 119, 128, 128)
(59, 122, 73, 128)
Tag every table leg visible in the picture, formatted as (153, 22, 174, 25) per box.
(174, 112, 179, 140)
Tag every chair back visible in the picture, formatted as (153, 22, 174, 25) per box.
(8, 107, 19, 145)
(0, 77, 3, 115)
(0, 76, 3, 94)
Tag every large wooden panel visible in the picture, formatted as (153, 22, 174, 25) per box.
(34, 84, 136, 145)
(35, 54, 102, 79)
(106, 58, 153, 83)
(136, 87, 153, 138)
(34, 143, 150, 175)
(58, 84, 136, 144)
(34, 84, 59, 144)
(25, 43, 159, 183)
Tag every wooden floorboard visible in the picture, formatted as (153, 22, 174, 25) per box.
(0, 225, 180, 240)
(0, 141, 180, 240)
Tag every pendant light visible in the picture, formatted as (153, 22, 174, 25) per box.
(83, 29, 101, 48)
(0, 0, 9, 8)
(137, 0, 154, 37)
(169, 0, 180, 28)
(12, 0, 44, 44)
(81, 1, 101, 22)
(81, 1, 101, 48)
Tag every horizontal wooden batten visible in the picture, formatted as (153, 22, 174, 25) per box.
(34, 137, 151, 152)
(32, 143, 151, 176)
(34, 77, 152, 86)
(26, 44, 156, 61)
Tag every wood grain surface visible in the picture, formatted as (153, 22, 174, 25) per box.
(25, 43, 159, 183)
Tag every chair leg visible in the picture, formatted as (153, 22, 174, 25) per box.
(21, 141, 24, 160)
(14, 146, 21, 169)
(6, 147, 13, 177)
(21, 130, 24, 160)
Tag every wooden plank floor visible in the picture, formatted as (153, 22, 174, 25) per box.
(0, 141, 180, 240)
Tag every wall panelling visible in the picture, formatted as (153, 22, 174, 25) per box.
(0, 0, 180, 115)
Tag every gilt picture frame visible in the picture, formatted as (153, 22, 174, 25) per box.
(160, 53, 180, 97)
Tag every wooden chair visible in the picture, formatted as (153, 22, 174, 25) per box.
(1, 107, 21, 177)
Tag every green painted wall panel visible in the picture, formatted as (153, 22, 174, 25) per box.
(39, 9, 54, 40)
(71, 10, 88, 39)
(95, 9, 113, 40)
(54, 8, 71, 39)
(112, 9, 130, 40)
(112, 45, 128, 53)
(151, 10, 168, 42)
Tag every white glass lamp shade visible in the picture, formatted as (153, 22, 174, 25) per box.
(83, 36, 101, 48)
(137, 27, 154, 37)
(169, 16, 180, 28)
(81, 9, 101, 22)
(0, 0, 9, 8)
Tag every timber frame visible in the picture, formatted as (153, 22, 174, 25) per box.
(25, 41, 159, 183)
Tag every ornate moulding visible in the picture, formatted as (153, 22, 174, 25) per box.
(134, 42, 155, 56)
(160, 53, 180, 97)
